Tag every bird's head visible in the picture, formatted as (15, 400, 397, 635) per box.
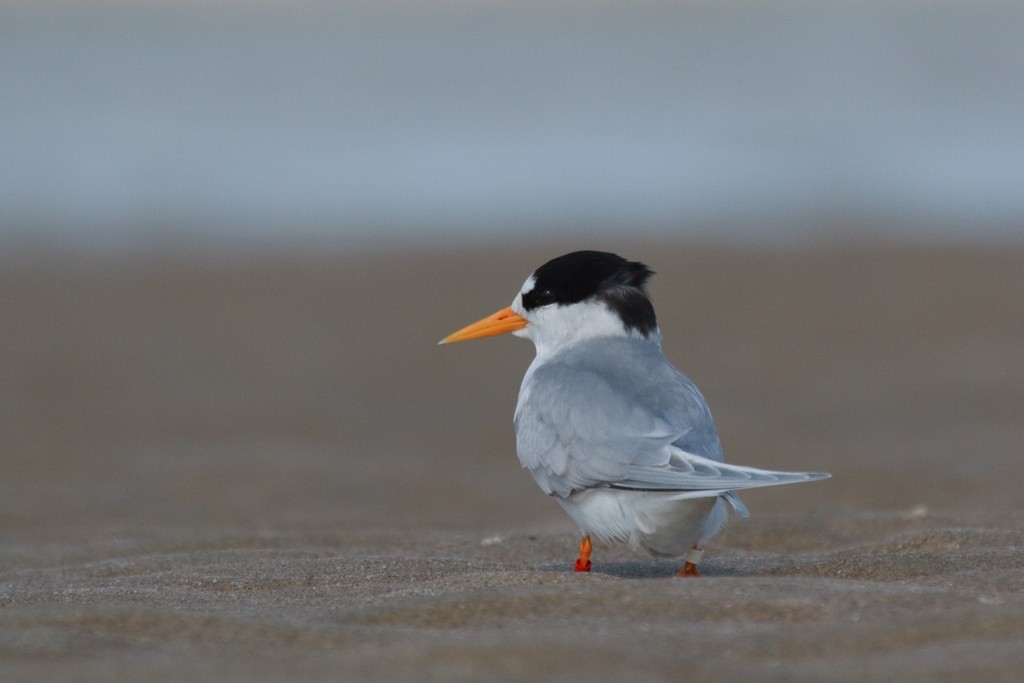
(440, 250, 660, 356)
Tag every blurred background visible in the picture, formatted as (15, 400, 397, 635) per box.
(1, 1, 1022, 548)
(3, 0, 1023, 249)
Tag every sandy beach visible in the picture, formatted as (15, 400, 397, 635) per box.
(2, 241, 1022, 681)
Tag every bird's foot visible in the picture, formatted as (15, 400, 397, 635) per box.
(676, 562, 700, 577)
(574, 534, 592, 573)
(675, 545, 704, 578)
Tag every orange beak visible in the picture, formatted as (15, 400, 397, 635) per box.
(439, 306, 528, 344)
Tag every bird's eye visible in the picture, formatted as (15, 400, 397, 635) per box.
(535, 289, 555, 306)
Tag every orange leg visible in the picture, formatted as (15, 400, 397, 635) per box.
(676, 544, 704, 578)
(574, 534, 592, 572)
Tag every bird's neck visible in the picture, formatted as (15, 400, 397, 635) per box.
(515, 300, 662, 359)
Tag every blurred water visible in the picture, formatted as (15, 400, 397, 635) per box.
(2, 0, 1022, 248)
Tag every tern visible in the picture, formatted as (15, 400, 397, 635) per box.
(441, 250, 829, 576)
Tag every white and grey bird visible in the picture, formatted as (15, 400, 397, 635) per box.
(440, 251, 829, 576)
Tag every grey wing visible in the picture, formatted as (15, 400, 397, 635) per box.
(664, 365, 725, 463)
(613, 368, 830, 495)
(514, 347, 723, 497)
(514, 342, 829, 499)
(616, 447, 831, 493)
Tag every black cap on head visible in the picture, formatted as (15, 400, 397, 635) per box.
(521, 251, 658, 337)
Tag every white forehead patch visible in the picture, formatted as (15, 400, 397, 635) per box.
(511, 274, 537, 315)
